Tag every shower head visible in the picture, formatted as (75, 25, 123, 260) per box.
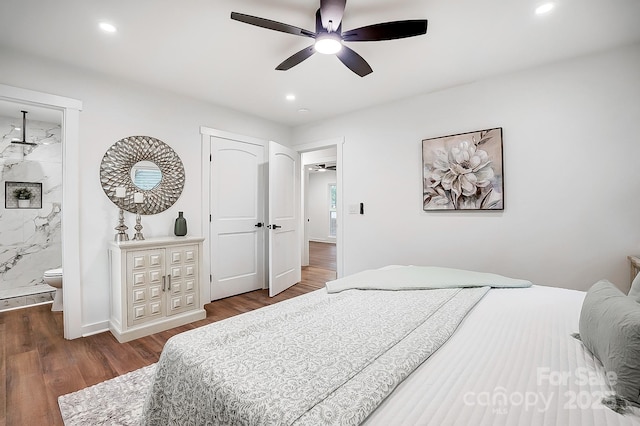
(11, 110, 37, 146)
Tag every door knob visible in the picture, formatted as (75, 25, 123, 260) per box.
(255, 222, 264, 228)
(267, 224, 282, 229)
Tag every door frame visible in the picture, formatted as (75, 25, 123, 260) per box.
(0, 84, 83, 339)
(201, 129, 345, 303)
(295, 137, 344, 279)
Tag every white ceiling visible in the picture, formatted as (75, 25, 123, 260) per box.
(1, 0, 639, 127)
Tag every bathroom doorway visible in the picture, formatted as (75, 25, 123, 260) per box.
(0, 84, 83, 339)
(0, 101, 62, 311)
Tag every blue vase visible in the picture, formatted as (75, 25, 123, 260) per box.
(174, 211, 187, 236)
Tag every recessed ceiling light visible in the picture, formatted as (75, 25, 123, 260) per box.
(99, 22, 117, 33)
(286, 94, 296, 101)
(535, 3, 555, 15)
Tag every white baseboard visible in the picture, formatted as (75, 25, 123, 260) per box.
(309, 238, 336, 244)
(109, 309, 207, 343)
(81, 321, 109, 337)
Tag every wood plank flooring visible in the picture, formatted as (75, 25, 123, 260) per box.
(1, 263, 336, 426)
(309, 241, 336, 270)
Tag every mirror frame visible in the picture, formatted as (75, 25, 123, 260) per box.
(100, 135, 185, 215)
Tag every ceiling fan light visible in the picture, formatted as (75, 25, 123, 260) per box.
(535, 3, 555, 15)
(315, 34, 343, 55)
(99, 22, 117, 33)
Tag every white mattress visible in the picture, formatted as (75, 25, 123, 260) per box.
(364, 285, 640, 426)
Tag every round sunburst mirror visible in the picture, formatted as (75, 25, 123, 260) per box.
(100, 135, 185, 215)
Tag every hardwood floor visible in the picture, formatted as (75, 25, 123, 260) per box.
(0, 265, 335, 426)
(309, 241, 336, 271)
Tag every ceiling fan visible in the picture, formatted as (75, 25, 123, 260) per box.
(310, 163, 337, 171)
(230, 0, 428, 77)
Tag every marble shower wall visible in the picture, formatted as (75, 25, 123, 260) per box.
(0, 114, 62, 299)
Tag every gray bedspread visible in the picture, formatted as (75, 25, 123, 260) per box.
(142, 286, 489, 425)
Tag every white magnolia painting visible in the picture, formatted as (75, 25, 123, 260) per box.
(422, 127, 503, 210)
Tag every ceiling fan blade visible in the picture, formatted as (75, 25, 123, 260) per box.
(336, 46, 373, 77)
(342, 20, 428, 42)
(231, 12, 315, 38)
(276, 46, 316, 71)
(319, 0, 346, 32)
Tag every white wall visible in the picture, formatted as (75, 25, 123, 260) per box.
(2, 41, 639, 333)
(292, 43, 640, 292)
(0, 48, 291, 332)
(307, 171, 336, 243)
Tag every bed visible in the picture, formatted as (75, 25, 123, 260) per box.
(141, 266, 640, 425)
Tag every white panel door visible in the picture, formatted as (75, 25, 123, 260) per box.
(210, 136, 266, 300)
(268, 141, 301, 296)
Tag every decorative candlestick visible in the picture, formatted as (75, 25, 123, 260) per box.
(132, 193, 145, 240)
(114, 187, 129, 242)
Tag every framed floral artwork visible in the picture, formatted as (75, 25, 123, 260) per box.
(422, 127, 503, 211)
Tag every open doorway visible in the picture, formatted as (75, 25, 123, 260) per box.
(0, 102, 63, 311)
(0, 83, 83, 339)
(203, 131, 344, 301)
(301, 146, 338, 279)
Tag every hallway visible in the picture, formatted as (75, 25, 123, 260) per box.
(308, 241, 336, 274)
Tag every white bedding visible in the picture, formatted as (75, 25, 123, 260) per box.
(142, 285, 489, 425)
(325, 265, 532, 293)
(363, 285, 640, 425)
(143, 266, 640, 425)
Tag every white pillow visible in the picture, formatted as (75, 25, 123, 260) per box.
(579, 280, 640, 406)
(629, 272, 640, 301)
(325, 265, 532, 293)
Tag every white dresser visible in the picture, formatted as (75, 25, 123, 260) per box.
(108, 236, 206, 343)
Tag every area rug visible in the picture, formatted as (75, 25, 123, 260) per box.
(58, 364, 156, 425)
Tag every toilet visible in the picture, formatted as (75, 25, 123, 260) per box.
(44, 268, 63, 311)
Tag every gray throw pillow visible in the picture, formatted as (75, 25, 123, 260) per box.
(579, 280, 640, 406)
(629, 273, 640, 301)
